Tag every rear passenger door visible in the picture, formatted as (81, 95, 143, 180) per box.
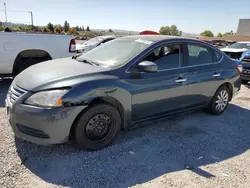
(184, 42, 223, 106)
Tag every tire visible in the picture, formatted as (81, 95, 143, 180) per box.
(74, 103, 121, 151)
(13, 57, 50, 77)
(242, 80, 249, 85)
(206, 86, 230, 115)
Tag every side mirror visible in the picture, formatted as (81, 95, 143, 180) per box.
(137, 61, 158, 73)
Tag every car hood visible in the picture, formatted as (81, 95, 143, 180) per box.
(14, 57, 110, 91)
(220, 48, 248, 53)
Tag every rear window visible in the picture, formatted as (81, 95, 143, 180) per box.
(187, 44, 213, 66)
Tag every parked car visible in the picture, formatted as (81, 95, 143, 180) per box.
(239, 50, 250, 84)
(211, 40, 229, 49)
(0, 32, 76, 77)
(6, 35, 241, 150)
(75, 35, 116, 53)
(220, 41, 250, 60)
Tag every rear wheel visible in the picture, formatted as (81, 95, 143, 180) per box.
(74, 104, 121, 150)
(206, 86, 230, 115)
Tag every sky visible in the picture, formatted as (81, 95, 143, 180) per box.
(0, 0, 249, 34)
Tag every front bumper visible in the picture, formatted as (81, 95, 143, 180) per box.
(6, 99, 87, 145)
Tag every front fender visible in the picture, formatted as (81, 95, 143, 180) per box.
(62, 78, 133, 129)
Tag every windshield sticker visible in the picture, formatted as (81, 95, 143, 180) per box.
(135, 39, 153, 45)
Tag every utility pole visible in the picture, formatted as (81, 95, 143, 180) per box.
(4, 2, 7, 23)
(30, 11, 34, 30)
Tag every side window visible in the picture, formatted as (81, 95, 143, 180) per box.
(187, 44, 213, 66)
(213, 50, 222, 62)
(143, 44, 183, 70)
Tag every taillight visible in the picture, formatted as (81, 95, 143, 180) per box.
(69, 39, 76, 53)
(237, 64, 243, 73)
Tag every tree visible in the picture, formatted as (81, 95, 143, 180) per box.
(217, 33, 223, 37)
(159, 25, 182, 36)
(47, 22, 54, 33)
(200, 30, 214, 37)
(81, 26, 85, 31)
(23, 25, 33, 31)
(223, 31, 234, 36)
(75, 26, 80, 31)
(109, 29, 113, 32)
(42, 27, 49, 33)
(0, 25, 4, 31)
(86, 26, 90, 31)
(64, 21, 70, 32)
(55, 26, 62, 33)
(67, 28, 78, 35)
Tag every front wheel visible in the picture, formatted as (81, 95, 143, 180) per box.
(207, 86, 230, 115)
(74, 103, 121, 151)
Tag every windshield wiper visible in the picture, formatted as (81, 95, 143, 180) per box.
(78, 59, 99, 66)
(72, 54, 81, 59)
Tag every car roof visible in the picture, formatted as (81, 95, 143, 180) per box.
(121, 35, 198, 42)
(237, 41, 250, 43)
(99, 35, 116, 39)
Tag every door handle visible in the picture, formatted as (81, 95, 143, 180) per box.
(175, 78, 187, 83)
(212, 73, 221, 78)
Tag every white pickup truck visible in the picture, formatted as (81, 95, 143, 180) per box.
(0, 32, 76, 77)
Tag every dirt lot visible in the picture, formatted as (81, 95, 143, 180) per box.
(0, 79, 250, 188)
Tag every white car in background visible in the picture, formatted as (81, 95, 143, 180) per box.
(220, 41, 250, 60)
(0, 32, 76, 77)
(76, 36, 116, 53)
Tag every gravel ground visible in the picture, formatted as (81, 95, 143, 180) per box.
(0, 79, 250, 188)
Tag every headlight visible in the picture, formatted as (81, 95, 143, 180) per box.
(24, 89, 69, 107)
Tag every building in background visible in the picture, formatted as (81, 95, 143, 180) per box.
(237, 19, 250, 35)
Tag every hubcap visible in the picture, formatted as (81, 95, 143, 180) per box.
(215, 90, 229, 112)
(85, 114, 112, 141)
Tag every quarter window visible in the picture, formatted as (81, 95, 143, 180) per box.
(213, 50, 222, 62)
(187, 44, 213, 66)
(143, 44, 183, 70)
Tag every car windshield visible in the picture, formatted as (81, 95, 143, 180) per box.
(77, 38, 153, 66)
(228, 42, 250, 49)
(83, 37, 103, 45)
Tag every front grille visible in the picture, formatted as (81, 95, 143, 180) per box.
(7, 82, 27, 105)
(17, 124, 50, 139)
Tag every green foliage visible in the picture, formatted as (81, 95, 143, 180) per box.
(75, 26, 80, 31)
(109, 29, 113, 32)
(159, 25, 182, 36)
(81, 26, 84, 31)
(47, 22, 54, 32)
(54, 26, 62, 33)
(42, 27, 49, 33)
(223, 30, 234, 36)
(86, 26, 90, 31)
(64, 21, 70, 32)
(0, 25, 4, 31)
(200, 30, 214, 37)
(217, 33, 223, 37)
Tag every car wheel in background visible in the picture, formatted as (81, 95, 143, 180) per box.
(73, 103, 121, 151)
(207, 86, 230, 115)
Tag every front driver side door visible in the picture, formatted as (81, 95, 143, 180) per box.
(128, 42, 190, 121)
